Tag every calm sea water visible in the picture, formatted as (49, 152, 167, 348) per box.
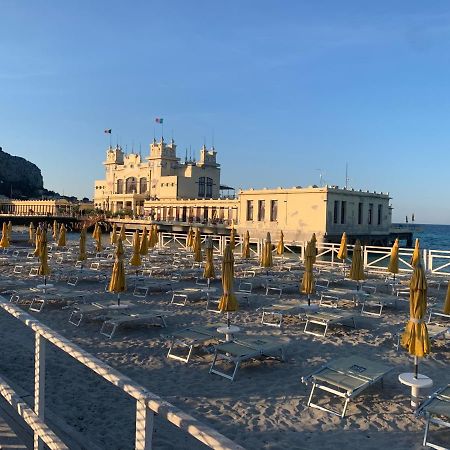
(409, 224, 450, 251)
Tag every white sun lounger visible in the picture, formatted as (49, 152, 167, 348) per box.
(360, 294, 399, 316)
(417, 384, 450, 450)
(261, 301, 318, 327)
(304, 309, 357, 337)
(68, 301, 130, 326)
(302, 355, 394, 417)
(209, 335, 289, 381)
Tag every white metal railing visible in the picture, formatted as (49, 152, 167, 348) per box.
(427, 249, 450, 275)
(0, 299, 245, 450)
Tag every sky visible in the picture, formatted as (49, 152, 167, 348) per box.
(1, 1, 450, 223)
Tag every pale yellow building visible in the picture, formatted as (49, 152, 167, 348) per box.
(0, 199, 74, 216)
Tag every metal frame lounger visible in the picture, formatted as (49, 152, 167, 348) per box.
(261, 301, 318, 328)
(100, 310, 172, 339)
(209, 335, 289, 382)
(301, 356, 394, 418)
(304, 309, 357, 337)
(360, 294, 399, 317)
(417, 384, 450, 450)
(167, 323, 226, 363)
(68, 302, 130, 326)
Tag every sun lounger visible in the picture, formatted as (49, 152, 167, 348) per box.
(360, 294, 399, 316)
(209, 335, 289, 381)
(304, 309, 357, 337)
(301, 355, 394, 417)
(427, 310, 450, 342)
(68, 301, 130, 326)
(167, 323, 226, 363)
(261, 301, 318, 327)
(100, 310, 172, 338)
(319, 288, 369, 308)
(417, 384, 450, 450)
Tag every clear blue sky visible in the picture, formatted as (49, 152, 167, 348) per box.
(1, 1, 450, 223)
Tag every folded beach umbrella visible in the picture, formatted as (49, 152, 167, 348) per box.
(110, 223, 117, 245)
(57, 224, 66, 248)
(186, 226, 194, 250)
(261, 232, 273, 268)
(38, 229, 51, 285)
(301, 239, 316, 306)
(193, 228, 203, 263)
(53, 219, 59, 240)
(0, 222, 9, 248)
(444, 281, 450, 315)
(139, 227, 148, 256)
(91, 222, 98, 238)
(108, 238, 126, 306)
(410, 238, 420, 267)
(29, 222, 35, 245)
(95, 224, 103, 252)
(119, 225, 126, 242)
(203, 236, 215, 280)
(229, 226, 236, 251)
(337, 232, 347, 261)
(276, 230, 284, 256)
(218, 243, 238, 326)
(349, 239, 365, 287)
(148, 224, 158, 249)
(7, 221, 12, 240)
(401, 261, 430, 378)
(388, 238, 400, 278)
(310, 233, 317, 264)
(130, 230, 141, 267)
(33, 227, 42, 257)
(78, 226, 87, 262)
(242, 230, 251, 259)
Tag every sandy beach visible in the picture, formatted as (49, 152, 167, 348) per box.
(0, 236, 448, 449)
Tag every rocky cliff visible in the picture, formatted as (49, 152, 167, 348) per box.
(0, 147, 44, 198)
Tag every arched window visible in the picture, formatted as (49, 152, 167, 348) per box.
(139, 177, 147, 194)
(198, 177, 205, 197)
(206, 177, 213, 198)
(125, 177, 137, 194)
(116, 179, 124, 194)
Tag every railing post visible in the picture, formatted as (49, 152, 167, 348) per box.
(34, 332, 46, 450)
(363, 246, 368, 269)
(135, 400, 154, 449)
(423, 249, 428, 272)
(427, 250, 433, 273)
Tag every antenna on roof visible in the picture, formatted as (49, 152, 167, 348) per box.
(315, 168, 326, 187)
(345, 162, 349, 189)
(132, 140, 134, 153)
(212, 128, 215, 149)
(185, 148, 188, 164)
(189, 145, 192, 162)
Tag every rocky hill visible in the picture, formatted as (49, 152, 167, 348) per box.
(0, 147, 44, 198)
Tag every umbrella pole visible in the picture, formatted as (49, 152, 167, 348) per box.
(117, 293, 120, 306)
(414, 356, 418, 379)
(227, 311, 230, 328)
(307, 294, 311, 306)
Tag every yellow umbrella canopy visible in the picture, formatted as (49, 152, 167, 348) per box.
(7, 221, 12, 239)
(119, 225, 126, 241)
(388, 238, 400, 275)
(401, 261, 430, 376)
(229, 226, 236, 251)
(310, 233, 317, 264)
(95, 225, 103, 252)
(33, 227, 42, 257)
(139, 227, 149, 256)
(193, 228, 203, 263)
(301, 239, 316, 305)
(0, 222, 10, 248)
(110, 223, 117, 245)
(203, 236, 215, 280)
(349, 239, 365, 283)
(411, 238, 420, 267)
(444, 281, 450, 315)
(92, 222, 98, 238)
(148, 224, 158, 249)
(29, 222, 35, 245)
(337, 232, 347, 260)
(261, 232, 273, 268)
(57, 224, 66, 247)
(242, 230, 250, 259)
(218, 243, 238, 325)
(53, 219, 59, 240)
(186, 226, 194, 250)
(38, 229, 51, 280)
(108, 238, 126, 305)
(130, 230, 141, 267)
(78, 226, 87, 261)
(276, 230, 284, 256)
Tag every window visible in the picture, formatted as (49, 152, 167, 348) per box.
(206, 177, 213, 198)
(358, 202, 363, 225)
(368, 203, 374, 225)
(139, 177, 147, 194)
(270, 200, 278, 222)
(340, 201, 346, 224)
(258, 200, 265, 221)
(198, 177, 205, 197)
(247, 200, 254, 221)
(378, 204, 382, 225)
(116, 179, 124, 194)
(333, 201, 339, 224)
(125, 177, 137, 194)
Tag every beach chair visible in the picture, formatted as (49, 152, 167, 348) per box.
(100, 310, 171, 339)
(427, 310, 450, 342)
(166, 323, 226, 363)
(301, 356, 394, 418)
(68, 302, 129, 326)
(303, 309, 357, 337)
(209, 335, 289, 381)
(417, 384, 450, 450)
(261, 301, 318, 327)
(360, 294, 399, 316)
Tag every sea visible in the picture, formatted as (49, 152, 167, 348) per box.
(408, 224, 450, 251)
